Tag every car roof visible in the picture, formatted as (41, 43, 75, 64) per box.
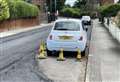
(55, 18, 81, 23)
(82, 16, 91, 20)
(82, 16, 90, 17)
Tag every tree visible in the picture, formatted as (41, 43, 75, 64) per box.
(64, 4, 71, 8)
(99, 4, 120, 17)
(0, 0, 10, 21)
(47, 0, 66, 13)
(60, 7, 81, 18)
(73, 0, 87, 9)
(56, 0, 66, 11)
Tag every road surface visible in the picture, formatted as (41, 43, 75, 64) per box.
(0, 25, 53, 82)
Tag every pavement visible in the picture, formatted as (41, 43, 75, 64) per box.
(36, 22, 93, 82)
(86, 19, 120, 82)
(37, 57, 87, 82)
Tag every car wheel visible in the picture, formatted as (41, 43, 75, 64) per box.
(81, 50, 85, 56)
(47, 49, 52, 56)
(81, 46, 87, 56)
(85, 28, 88, 31)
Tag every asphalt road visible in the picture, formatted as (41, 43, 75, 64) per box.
(0, 25, 53, 82)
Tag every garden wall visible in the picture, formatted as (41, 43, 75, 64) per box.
(0, 18, 39, 32)
(104, 18, 120, 43)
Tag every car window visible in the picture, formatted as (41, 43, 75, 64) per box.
(54, 21, 80, 31)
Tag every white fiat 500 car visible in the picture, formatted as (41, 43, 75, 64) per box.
(47, 19, 87, 54)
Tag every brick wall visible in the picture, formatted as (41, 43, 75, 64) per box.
(0, 18, 39, 32)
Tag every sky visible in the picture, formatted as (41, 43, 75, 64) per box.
(114, 0, 119, 3)
(65, 0, 119, 6)
(65, 0, 77, 6)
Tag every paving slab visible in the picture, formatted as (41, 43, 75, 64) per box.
(37, 57, 87, 82)
(86, 19, 120, 82)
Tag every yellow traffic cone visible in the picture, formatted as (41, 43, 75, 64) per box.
(76, 48, 81, 61)
(43, 41, 47, 57)
(37, 41, 47, 59)
(57, 48, 65, 61)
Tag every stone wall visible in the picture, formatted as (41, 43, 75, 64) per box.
(104, 18, 120, 43)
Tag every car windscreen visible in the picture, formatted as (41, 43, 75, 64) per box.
(54, 21, 80, 31)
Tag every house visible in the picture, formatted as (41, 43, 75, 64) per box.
(31, 0, 47, 23)
(100, 0, 119, 5)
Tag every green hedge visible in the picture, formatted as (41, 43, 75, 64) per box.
(8, 1, 39, 19)
(60, 7, 81, 18)
(99, 4, 120, 17)
(0, 0, 10, 21)
(60, 7, 94, 18)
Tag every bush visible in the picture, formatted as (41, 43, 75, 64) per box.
(8, 1, 39, 19)
(80, 11, 91, 16)
(60, 7, 73, 17)
(116, 12, 120, 28)
(0, 0, 10, 21)
(60, 7, 81, 18)
(60, 7, 94, 18)
(72, 8, 81, 18)
(99, 4, 120, 17)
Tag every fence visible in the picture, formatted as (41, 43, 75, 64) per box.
(104, 18, 120, 43)
(0, 18, 39, 32)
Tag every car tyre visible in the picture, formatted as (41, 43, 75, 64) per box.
(81, 46, 87, 56)
(85, 28, 88, 31)
(47, 49, 52, 56)
(81, 50, 85, 56)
